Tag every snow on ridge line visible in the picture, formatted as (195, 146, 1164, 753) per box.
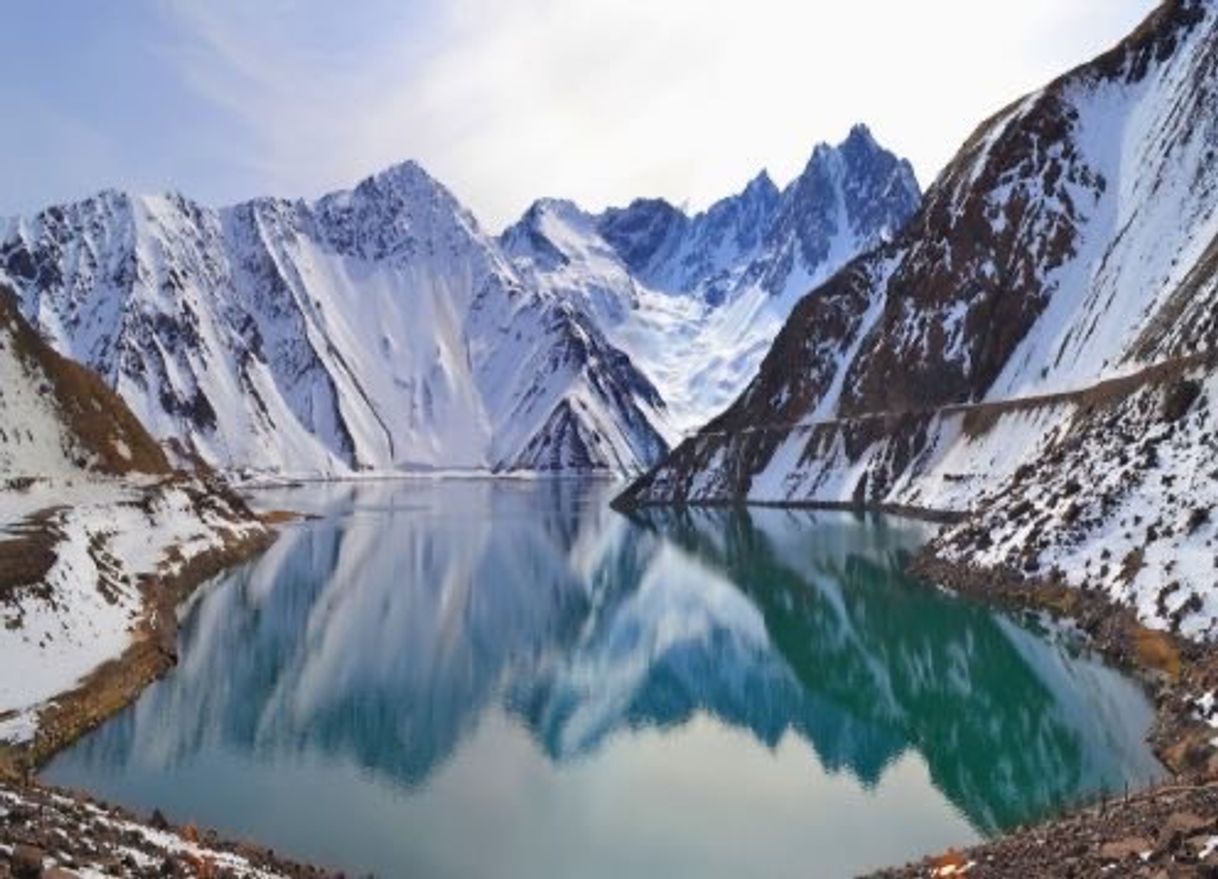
(0, 121, 921, 478)
(502, 127, 921, 434)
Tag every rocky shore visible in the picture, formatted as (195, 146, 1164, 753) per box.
(863, 549, 1218, 877)
(871, 780, 1218, 878)
(0, 487, 304, 879)
(0, 780, 336, 878)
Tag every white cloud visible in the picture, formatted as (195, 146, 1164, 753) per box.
(161, 0, 1155, 230)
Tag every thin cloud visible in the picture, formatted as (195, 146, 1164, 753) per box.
(35, 0, 1160, 227)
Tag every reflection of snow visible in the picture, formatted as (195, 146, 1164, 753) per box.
(50, 480, 1161, 835)
(524, 543, 777, 756)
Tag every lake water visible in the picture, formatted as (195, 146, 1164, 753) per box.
(44, 479, 1163, 878)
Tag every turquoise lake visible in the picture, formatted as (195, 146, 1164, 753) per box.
(44, 479, 1163, 878)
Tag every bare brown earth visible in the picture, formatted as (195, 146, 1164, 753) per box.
(2, 528, 276, 783)
(0, 287, 169, 478)
(0, 508, 62, 603)
(257, 510, 309, 526)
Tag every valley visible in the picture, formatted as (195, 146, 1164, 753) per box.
(3, 0, 1218, 876)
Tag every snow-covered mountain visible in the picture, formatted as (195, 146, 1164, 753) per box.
(503, 125, 920, 430)
(0, 163, 668, 476)
(0, 129, 917, 477)
(620, 0, 1218, 635)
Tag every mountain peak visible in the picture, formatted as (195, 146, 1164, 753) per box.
(500, 198, 598, 270)
(360, 159, 447, 198)
(311, 156, 489, 258)
(741, 169, 780, 203)
(525, 197, 587, 224)
(845, 122, 878, 149)
(595, 198, 689, 276)
(328, 158, 471, 222)
(799, 124, 888, 175)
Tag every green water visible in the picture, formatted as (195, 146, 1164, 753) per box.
(44, 479, 1162, 878)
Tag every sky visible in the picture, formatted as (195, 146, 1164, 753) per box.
(0, 0, 1155, 231)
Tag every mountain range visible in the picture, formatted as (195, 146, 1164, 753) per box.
(0, 129, 918, 477)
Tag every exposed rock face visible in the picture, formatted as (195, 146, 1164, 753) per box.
(596, 124, 919, 306)
(620, 0, 1218, 635)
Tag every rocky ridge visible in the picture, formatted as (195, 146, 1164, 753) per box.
(619, 0, 1218, 639)
(503, 126, 920, 431)
(1, 164, 669, 476)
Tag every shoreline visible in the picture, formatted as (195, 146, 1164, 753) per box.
(6, 488, 1214, 877)
(1, 779, 337, 878)
(235, 467, 631, 491)
(611, 495, 967, 525)
(0, 470, 623, 778)
(618, 494, 1218, 872)
(908, 553, 1213, 770)
(0, 490, 280, 783)
(864, 549, 1218, 876)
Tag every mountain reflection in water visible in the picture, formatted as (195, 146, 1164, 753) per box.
(45, 479, 1162, 878)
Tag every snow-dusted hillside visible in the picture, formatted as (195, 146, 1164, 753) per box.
(0, 287, 168, 479)
(0, 288, 269, 750)
(621, 0, 1218, 635)
(0, 163, 668, 476)
(503, 126, 920, 431)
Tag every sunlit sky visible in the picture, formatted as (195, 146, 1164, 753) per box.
(1, 0, 1155, 230)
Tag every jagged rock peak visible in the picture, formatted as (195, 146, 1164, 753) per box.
(740, 168, 780, 202)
